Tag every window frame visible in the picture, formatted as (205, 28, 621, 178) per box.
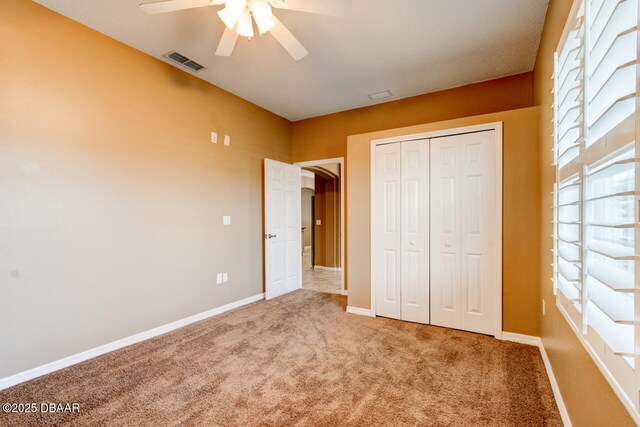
(552, 0, 640, 422)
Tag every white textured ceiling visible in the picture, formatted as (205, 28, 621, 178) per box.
(33, 0, 549, 121)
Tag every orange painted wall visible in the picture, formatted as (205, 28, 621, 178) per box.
(292, 72, 536, 299)
(0, 0, 291, 378)
(292, 73, 533, 162)
(312, 174, 340, 269)
(533, 0, 635, 425)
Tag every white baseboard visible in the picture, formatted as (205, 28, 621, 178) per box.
(538, 339, 572, 427)
(0, 292, 265, 391)
(346, 306, 374, 317)
(341, 289, 348, 296)
(501, 332, 543, 347)
(314, 265, 342, 272)
(501, 332, 571, 427)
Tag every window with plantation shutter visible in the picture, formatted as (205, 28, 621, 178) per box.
(553, 0, 639, 421)
(555, 1, 584, 168)
(553, 0, 585, 329)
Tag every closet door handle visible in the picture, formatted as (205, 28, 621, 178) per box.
(445, 242, 451, 248)
(409, 241, 416, 246)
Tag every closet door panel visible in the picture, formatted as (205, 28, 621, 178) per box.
(375, 143, 402, 319)
(401, 139, 430, 324)
(459, 131, 496, 334)
(430, 137, 462, 328)
(430, 131, 497, 335)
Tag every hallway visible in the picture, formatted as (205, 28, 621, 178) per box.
(301, 249, 342, 294)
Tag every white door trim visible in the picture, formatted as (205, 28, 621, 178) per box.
(370, 122, 503, 339)
(295, 157, 346, 295)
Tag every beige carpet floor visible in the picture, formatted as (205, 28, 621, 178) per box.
(0, 290, 561, 426)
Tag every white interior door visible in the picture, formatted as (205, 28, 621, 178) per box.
(401, 139, 430, 323)
(264, 159, 301, 300)
(430, 131, 497, 335)
(374, 143, 402, 319)
(374, 140, 430, 323)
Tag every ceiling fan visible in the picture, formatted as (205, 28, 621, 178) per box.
(139, 0, 350, 60)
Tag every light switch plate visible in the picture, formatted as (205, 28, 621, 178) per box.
(211, 132, 217, 143)
(222, 272, 228, 283)
(224, 135, 230, 146)
(223, 215, 231, 225)
(216, 273, 223, 285)
(316, 219, 322, 225)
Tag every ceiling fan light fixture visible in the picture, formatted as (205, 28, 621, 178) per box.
(217, 8, 241, 29)
(251, 0, 274, 34)
(218, 0, 245, 29)
(225, 0, 246, 12)
(236, 8, 254, 38)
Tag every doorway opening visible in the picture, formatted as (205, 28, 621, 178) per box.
(296, 158, 345, 295)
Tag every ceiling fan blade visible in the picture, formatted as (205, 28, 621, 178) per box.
(269, 15, 308, 60)
(139, 0, 219, 14)
(215, 27, 239, 56)
(270, 0, 350, 17)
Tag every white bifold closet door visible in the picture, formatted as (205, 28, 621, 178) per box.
(430, 131, 496, 335)
(374, 139, 430, 323)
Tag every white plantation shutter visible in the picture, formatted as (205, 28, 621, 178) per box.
(553, 0, 586, 328)
(555, 3, 585, 168)
(555, 176, 583, 318)
(586, 0, 637, 144)
(553, 0, 640, 420)
(585, 154, 636, 360)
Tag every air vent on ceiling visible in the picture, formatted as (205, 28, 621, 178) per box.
(367, 90, 393, 100)
(164, 51, 205, 72)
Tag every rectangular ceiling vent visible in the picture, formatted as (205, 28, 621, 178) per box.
(367, 90, 393, 100)
(164, 51, 205, 72)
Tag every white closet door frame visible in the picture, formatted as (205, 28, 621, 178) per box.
(370, 122, 503, 339)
